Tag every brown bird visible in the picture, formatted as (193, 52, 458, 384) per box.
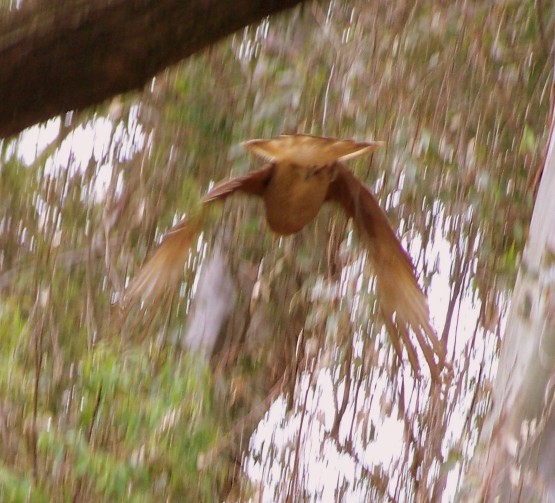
(124, 134, 445, 379)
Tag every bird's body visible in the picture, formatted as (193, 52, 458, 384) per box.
(124, 134, 446, 380)
(263, 162, 334, 235)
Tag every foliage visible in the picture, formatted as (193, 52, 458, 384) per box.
(0, 302, 223, 502)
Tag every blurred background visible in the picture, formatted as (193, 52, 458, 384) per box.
(0, 0, 553, 501)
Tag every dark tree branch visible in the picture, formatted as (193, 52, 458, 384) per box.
(0, 0, 305, 138)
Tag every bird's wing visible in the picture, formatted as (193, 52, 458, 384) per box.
(123, 166, 273, 306)
(122, 213, 204, 306)
(326, 163, 445, 380)
(202, 165, 273, 203)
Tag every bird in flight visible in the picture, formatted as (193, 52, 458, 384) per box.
(124, 134, 445, 380)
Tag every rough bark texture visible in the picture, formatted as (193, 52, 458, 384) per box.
(0, 0, 305, 138)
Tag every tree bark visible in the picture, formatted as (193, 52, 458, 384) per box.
(461, 103, 555, 502)
(183, 244, 237, 357)
(0, 0, 305, 138)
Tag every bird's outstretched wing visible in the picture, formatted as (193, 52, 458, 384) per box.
(123, 166, 273, 306)
(122, 214, 204, 305)
(202, 165, 273, 203)
(326, 163, 445, 380)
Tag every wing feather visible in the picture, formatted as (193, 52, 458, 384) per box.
(123, 166, 273, 306)
(326, 164, 445, 380)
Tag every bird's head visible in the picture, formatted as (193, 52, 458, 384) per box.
(243, 134, 383, 167)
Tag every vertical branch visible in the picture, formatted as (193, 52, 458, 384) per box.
(287, 361, 314, 502)
(32, 312, 45, 481)
(87, 385, 103, 443)
(331, 341, 353, 439)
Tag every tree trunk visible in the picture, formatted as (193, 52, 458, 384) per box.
(183, 244, 237, 356)
(0, 0, 305, 138)
(462, 103, 555, 502)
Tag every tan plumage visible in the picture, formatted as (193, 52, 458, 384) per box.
(326, 164, 444, 378)
(123, 213, 203, 303)
(124, 134, 445, 379)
